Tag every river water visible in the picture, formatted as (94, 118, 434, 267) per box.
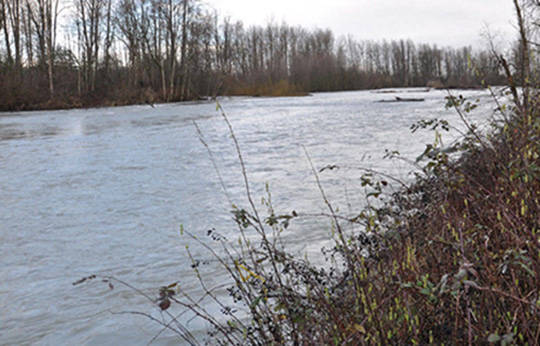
(0, 89, 494, 345)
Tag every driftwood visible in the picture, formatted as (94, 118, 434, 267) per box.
(406, 88, 431, 93)
(395, 96, 424, 102)
(373, 88, 432, 94)
(372, 90, 399, 94)
(377, 96, 425, 103)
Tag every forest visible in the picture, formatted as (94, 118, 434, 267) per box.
(0, 0, 511, 111)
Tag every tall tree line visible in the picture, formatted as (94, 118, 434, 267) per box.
(0, 0, 531, 111)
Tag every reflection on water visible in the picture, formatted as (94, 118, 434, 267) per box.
(0, 89, 492, 345)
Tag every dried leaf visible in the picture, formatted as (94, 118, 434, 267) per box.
(159, 299, 171, 311)
(354, 324, 366, 334)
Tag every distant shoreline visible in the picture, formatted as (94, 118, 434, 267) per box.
(0, 85, 488, 114)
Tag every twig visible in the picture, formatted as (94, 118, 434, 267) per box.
(193, 120, 232, 206)
(446, 90, 488, 150)
(215, 101, 263, 230)
(111, 310, 198, 346)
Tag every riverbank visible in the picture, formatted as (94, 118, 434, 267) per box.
(0, 91, 182, 112)
(0, 90, 310, 113)
(0, 81, 483, 113)
(336, 94, 539, 343)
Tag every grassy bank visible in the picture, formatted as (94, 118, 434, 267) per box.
(227, 80, 311, 97)
(0, 75, 489, 112)
(0, 87, 173, 112)
(0, 78, 489, 113)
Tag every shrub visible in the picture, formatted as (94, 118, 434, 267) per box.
(229, 79, 310, 97)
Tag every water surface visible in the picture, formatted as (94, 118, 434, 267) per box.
(0, 89, 494, 345)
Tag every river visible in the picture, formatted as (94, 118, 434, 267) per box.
(0, 88, 494, 345)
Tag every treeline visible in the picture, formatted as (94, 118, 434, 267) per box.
(0, 0, 508, 110)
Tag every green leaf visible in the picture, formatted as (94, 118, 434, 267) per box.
(250, 295, 263, 309)
(517, 262, 535, 277)
(420, 288, 431, 295)
(488, 333, 501, 343)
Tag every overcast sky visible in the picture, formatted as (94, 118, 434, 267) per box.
(206, 0, 517, 48)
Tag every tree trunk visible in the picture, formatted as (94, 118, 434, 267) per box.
(179, 0, 188, 100)
(513, 0, 530, 111)
(1, 0, 13, 65)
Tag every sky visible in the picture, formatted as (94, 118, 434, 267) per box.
(206, 0, 517, 49)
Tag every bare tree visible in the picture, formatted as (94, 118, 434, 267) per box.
(116, 0, 144, 87)
(1, 0, 13, 64)
(6, 0, 23, 69)
(26, 0, 59, 97)
(75, 0, 105, 92)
